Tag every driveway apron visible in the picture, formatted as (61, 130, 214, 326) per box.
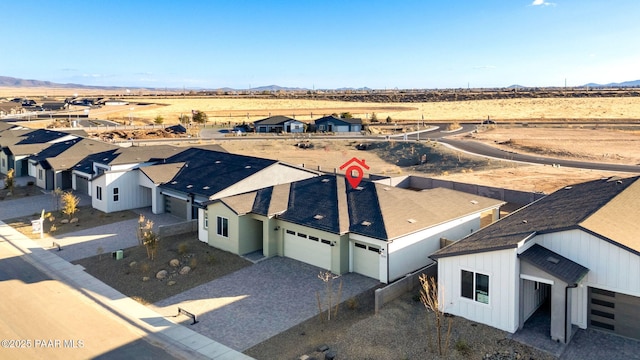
(152, 257, 380, 351)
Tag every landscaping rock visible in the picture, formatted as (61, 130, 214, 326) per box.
(129, 261, 137, 268)
(60, 219, 69, 224)
(169, 259, 180, 267)
(70, 217, 79, 223)
(324, 350, 336, 360)
(167, 280, 176, 286)
(142, 276, 150, 282)
(179, 266, 191, 275)
(156, 270, 168, 280)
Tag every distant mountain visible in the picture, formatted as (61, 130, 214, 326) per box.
(0, 75, 125, 89)
(582, 80, 640, 88)
(506, 84, 527, 89)
(249, 85, 308, 92)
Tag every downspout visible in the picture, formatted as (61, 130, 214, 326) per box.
(565, 283, 578, 343)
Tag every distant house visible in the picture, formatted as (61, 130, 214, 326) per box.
(103, 99, 129, 106)
(203, 175, 503, 283)
(0, 129, 78, 177)
(40, 102, 67, 111)
(431, 176, 640, 343)
(253, 116, 305, 133)
(314, 115, 362, 133)
(0, 102, 25, 117)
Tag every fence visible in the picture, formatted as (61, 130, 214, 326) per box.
(374, 262, 437, 314)
(158, 220, 197, 238)
(376, 175, 546, 205)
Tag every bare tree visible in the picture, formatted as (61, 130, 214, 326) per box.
(138, 217, 158, 260)
(316, 271, 343, 322)
(419, 274, 453, 356)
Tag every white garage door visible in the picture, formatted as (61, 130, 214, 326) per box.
(284, 229, 331, 270)
(75, 175, 89, 194)
(353, 242, 381, 280)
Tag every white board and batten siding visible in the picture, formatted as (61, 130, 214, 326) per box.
(534, 229, 640, 329)
(437, 248, 519, 333)
(388, 213, 482, 283)
(92, 170, 152, 213)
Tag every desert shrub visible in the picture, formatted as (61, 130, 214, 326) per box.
(447, 122, 460, 131)
(189, 257, 198, 270)
(178, 242, 189, 255)
(346, 297, 358, 310)
(455, 339, 471, 356)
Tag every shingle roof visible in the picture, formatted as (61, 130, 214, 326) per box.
(15, 129, 76, 145)
(231, 175, 503, 240)
(139, 162, 185, 184)
(253, 115, 300, 126)
(29, 138, 82, 168)
(46, 138, 117, 171)
(315, 115, 362, 125)
(519, 244, 589, 285)
(159, 147, 278, 198)
(431, 175, 640, 258)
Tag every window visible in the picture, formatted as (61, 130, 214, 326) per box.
(203, 213, 208, 229)
(216, 216, 228, 237)
(38, 169, 43, 180)
(286, 229, 295, 235)
(96, 186, 102, 200)
(461, 270, 489, 304)
(1, 158, 4, 167)
(113, 187, 119, 202)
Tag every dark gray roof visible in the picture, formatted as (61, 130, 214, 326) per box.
(16, 129, 75, 145)
(254, 116, 300, 126)
(159, 147, 278, 198)
(29, 138, 82, 168)
(432, 175, 640, 258)
(315, 115, 362, 125)
(519, 244, 588, 285)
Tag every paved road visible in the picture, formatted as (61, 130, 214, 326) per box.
(0, 239, 180, 360)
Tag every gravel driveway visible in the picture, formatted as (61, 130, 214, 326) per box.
(151, 257, 380, 351)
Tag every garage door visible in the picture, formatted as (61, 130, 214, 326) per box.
(75, 175, 89, 194)
(588, 287, 640, 340)
(164, 195, 188, 219)
(284, 230, 331, 270)
(353, 242, 380, 280)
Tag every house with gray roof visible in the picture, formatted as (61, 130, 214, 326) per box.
(253, 115, 305, 133)
(203, 174, 504, 283)
(314, 115, 362, 133)
(430, 175, 640, 343)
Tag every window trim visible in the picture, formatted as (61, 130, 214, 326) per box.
(203, 212, 208, 229)
(113, 187, 119, 202)
(96, 186, 103, 201)
(460, 269, 490, 305)
(216, 216, 229, 238)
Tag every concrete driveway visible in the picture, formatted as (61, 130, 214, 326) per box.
(561, 329, 640, 360)
(151, 257, 380, 351)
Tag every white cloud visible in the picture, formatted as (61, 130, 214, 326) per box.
(531, 0, 556, 6)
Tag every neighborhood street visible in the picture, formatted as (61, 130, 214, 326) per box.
(0, 237, 179, 360)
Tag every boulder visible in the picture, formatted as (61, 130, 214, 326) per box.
(70, 218, 79, 223)
(167, 280, 176, 286)
(129, 261, 137, 268)
(169, 259, 180, 267)
(142, 276, 150, 282)
(179, 266, 191, 275)
(60, 219, 69, 224)
(156, 270, 168, 280)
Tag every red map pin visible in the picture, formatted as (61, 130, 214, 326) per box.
(339, 158, 370, 188)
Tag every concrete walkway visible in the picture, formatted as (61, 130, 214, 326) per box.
(152, 257, 380, 351)
(0, 220, 252, 360)
(42, 208, 184, 262)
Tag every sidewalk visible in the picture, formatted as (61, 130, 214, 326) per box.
(0, 220, 253, 360)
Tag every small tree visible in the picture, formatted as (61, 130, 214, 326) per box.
(4, 168, 15, 192)
(340, 112, 353, 119)
(192, 110, 208, 124)
(419, 274, 453, 356)
(61, 191, 80, 220)
(154, 115, 164, 124)
(316, 271, 343, 322)
(138, 216, 158, 260)
(370, 112, 378, 123)
(386, 116, 393, 123)
(178, 114, 190, 124)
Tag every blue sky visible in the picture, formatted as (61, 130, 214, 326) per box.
(1, 1, 638, 89)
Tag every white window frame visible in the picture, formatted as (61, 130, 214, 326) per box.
(216, 216, 228, 238)
(461, 269, 490, 305)
(96, 186, 102, 200)
(113, 187, 119, 202)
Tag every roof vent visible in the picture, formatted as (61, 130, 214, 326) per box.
(186, 184, 193, 189)
(203, 186, 210, 190)
(321, 178, 330, 183)
(546, 256, 560, 264)
(171, 181, 178, 185)
(522, 220, 528, 224)
(355, 186, 364, 191)
(407, 219, 417, 224)
(470, 200, 478, 205)
(245, 165, 251, 169)
(361, 221, 372, 226)
(564, 186, 572, 190)
(215, 160, 221, 164)
(313, 214, 324, 220)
